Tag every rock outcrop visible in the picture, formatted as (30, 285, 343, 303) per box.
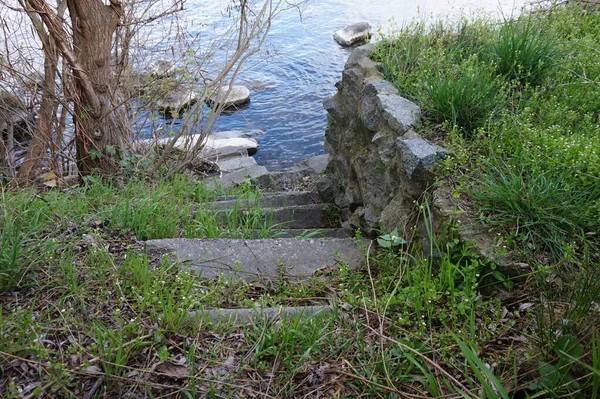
(321, 43, 449, 233)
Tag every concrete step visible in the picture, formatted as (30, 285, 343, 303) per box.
(219, 228, 353, 239)
(206, 164, 269, 189)
(145, 237, 364, 283)
(193, 305, 332, 326)
(209, 191, 320, 210)
(214, 203, 341, 229)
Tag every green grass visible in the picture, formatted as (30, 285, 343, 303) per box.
(2, 3, 600, 398)
(376, 5, 600, 264)
(375, 3, 600, 398)
(0, 172, 539, 397)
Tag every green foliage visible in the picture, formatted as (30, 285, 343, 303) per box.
(376, 228, 407, 248)
(455, 335, 510, 399)
(423, 56, 502, 134)
(473, 160, 599, 260)
(529, 334, 584, 396)
(486, 17, 559, 86)
(378, 4, 600, 264)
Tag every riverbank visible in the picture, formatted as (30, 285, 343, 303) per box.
(2, 2, 599, 398)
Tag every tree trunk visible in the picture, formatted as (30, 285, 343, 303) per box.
(18, 35, 58, 184)
(67, 0, 130, 176)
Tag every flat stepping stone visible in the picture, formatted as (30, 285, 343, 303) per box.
(210, 191, 320, 210)
(144, 237, 364, 282)
(257, 154, 329, 188)
(193, 305, 332, 326)
(270, 228, 352, 239)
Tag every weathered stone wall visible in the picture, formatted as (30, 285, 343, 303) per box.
(320, 43, 448, 234)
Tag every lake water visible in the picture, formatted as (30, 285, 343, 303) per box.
(2, 0, 528, 170)
(150, 0, 527, 169)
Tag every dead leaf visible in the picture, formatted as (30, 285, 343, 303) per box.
(152, 361, 188, 379)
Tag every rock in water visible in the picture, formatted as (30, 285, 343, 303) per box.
(154, 85, 198, 117)
(149, 60, 175, 79)
(334, 22, 372, 47)
(209, 86, 251, 109)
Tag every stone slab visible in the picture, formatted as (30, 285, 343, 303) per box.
(211, 129, 264, 139)
(206, 164, 269, 189)
(215, 156, 257, 173)
(212, 203, 340, 229)
(144, 237, 364, 282)
(257, 154, 329, 188)
(193, 305, 332, 326)
(151, 135, 259, 156)
(155, 86, 198, 116)
(200, 145, 249, 162)
(397, 138, 449, 181)
(149, 60, 176, 78)
(210, 191, 319, 210)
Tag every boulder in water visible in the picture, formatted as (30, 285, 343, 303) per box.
(154, 85, 198, 117)
(334, 22, 372, 47)
(149, 60, 176, 79)
(209, 85, 251, 109)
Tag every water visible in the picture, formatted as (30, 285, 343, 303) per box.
(2, 0, 528, 170)
(149, 0, 527, 169)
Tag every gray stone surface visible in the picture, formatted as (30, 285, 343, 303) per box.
(145, 237, 364, 282)
(257, 155, 329, 189)
(322, 43, 450, 232)
(211, 129, 264, 139)
(361, 80, 398, 131)
(210, 86, 251, 108)
(213, 203, 340, 230)
(210, 191, 319, 210)
(217, 228, 352, 239)
(215, 156, 257, 173)
(361, 80, 420, 134)
(201, 145, 249, 162)
(206, 164, 269, 189)
(155, 86, 198, 116)
(380, 95, 421, 135)
(193, 305, 332, 325)
(333, 22, 372, 47)
(397, 138, 449, 181)
(139, 135, 258, 157)
(149, 60, 175, 78)
(0, 91, 29, 131)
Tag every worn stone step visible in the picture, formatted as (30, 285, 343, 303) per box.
(219, 228, 353, 239)
(206, 164, 269, 189)
(145, 237, 364, 282)
(215, 203, 341, 229)
(271, 228, 352, 239)
(193, 305, 332, 326)
(209, 191, 320, 210)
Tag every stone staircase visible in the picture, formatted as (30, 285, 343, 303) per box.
(144, 156, 365, 325)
